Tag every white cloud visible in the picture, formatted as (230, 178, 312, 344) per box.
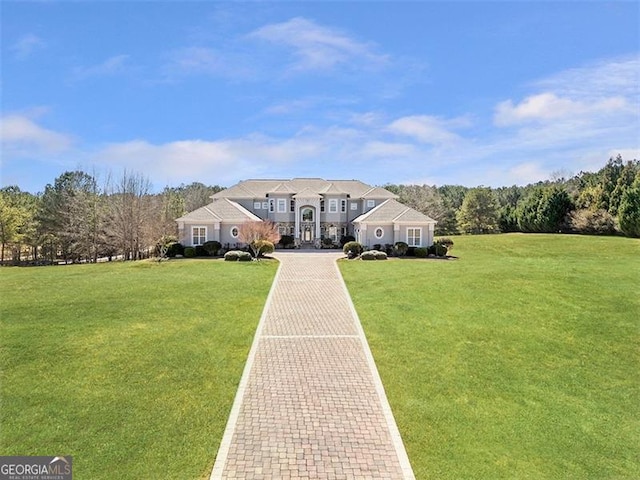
(10, 34, 45, 59)
(73, 55, 131, 79)
(90, 135, 325, 185)
(387, 115, 463, 145)
(0, 115, 73, 158)
(494, 92, 628, 126)
(248, 17, 388, 72)
(534, 54, 640, 100)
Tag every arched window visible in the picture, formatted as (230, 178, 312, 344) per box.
(302, 208, 314, 222)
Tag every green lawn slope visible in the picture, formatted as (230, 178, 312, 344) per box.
(340, 234, 639, 479)
(0, 259, 277, 479)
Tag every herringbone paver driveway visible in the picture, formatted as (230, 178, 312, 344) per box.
(210, 251, 415, 479)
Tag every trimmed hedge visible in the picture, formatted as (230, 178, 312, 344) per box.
(166, 242, 184, 257)
(203, 240, 222, 256)
(184, 247, 196, 258)
(361, 250, 388, 261)
(343, 241, 364, 257)
(394, 241, 408, 256)
(253, 240, 274, 257)
(415, 247, 428, 258)
(224, 250, 252, 262)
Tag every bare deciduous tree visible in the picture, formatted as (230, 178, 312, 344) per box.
(106, 170, 152, 260)
(238, 220, 281, 259)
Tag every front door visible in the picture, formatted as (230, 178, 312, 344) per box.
(302, 225, 314, 242)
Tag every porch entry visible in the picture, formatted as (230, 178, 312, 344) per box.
(299, 206, 317, 244)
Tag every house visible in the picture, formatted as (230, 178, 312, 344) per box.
(176, 178, 436, 249)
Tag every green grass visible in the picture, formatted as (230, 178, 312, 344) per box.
(0, 259, 277, 479)
(340, 234, 640, 479)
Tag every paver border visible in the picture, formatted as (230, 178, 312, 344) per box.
(209, 259, 284, 480)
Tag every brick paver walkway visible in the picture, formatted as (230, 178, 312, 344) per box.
(210, 252, 415, 479)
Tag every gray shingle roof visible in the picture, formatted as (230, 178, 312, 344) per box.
(176, 198, 262, 223)
(353, 199, 436, 224)
(211, 178, 396, 200)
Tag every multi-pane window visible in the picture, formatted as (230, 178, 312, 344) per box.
(366, 199, 376, 208)
(277, 198, 287, 213)
(350, 203, 358, 211)
(262, 201, 269, 210)
(269, 199, 275, 212)
(374, 227, 384, 239)
(320, 200, 325, 212)
(192, 227, 206, 245)
(329, 199, 338, 213)
(341, 199, 347, 212)
(407, 227, 422, 247)
(290, 200, 295, 212)
(254, 201, 262, 209)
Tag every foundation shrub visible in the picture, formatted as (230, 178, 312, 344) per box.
(361, 251, 377, 260)
(374, 251, 388, 260)
(343, 241, 364, 258)
(238, 251, 252, 262)
(224, 251, 240, 261)
(165, 242, 184, 258)
(415, 247, 428, 258)
(393, 242, 408, 257)
(203, 241, 222, 256)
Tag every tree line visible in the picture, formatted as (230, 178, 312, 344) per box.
(385, 155, 639, 238)
(0, 170, 223, 264)
(1, 156, 638, 265)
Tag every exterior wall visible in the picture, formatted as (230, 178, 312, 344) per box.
(396, 224, 435, 248)
(357, 223, 394, 248)
(179, 222, 220, 246)
(219, 223, 243, 247)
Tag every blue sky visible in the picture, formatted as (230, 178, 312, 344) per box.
(2, 1, 639, 193)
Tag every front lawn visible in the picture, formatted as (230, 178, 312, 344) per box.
(340, 234, 639, 479)
(0, 259, 277, 479)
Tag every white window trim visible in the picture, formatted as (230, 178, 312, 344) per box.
(269, 199, 275, 212)
(366, 199, 376, 208)
(253, 201, 262, 209)
(262, 201, 269, 210)
(230, 226, 239, 239)
(407, 227, 422, 247)
(341, 199, 347, 212)
(277, 198, 287, 213)
(192, 226, 207, 246)
(350, 202, 358, 211)
(374, 227, 384, 239)
(329, 199, 338, 213)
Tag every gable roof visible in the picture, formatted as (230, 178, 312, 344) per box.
(176, 198, 263, 223)
(353, 199, 436, 225)
(361, 186, 398, 199)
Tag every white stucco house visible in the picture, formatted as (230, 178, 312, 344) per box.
(176, 178, 436, 249)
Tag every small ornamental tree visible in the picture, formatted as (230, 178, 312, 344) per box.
(238, 220, 281, 260)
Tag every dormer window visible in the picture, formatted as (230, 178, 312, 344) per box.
(367, 200, 375, 208)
